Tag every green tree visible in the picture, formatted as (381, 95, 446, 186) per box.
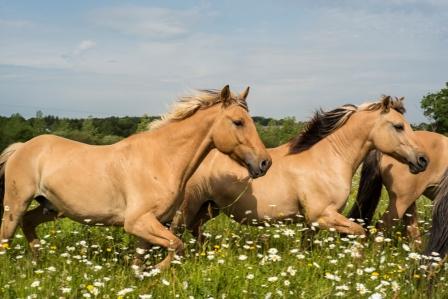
(136, 114, 151, 132)
(421, 82, 448, 133)
(31, 110, 46, 136)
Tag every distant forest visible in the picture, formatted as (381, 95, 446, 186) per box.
(0, 112, 307, 151)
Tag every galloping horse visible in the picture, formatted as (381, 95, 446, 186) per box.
(0, 85, 271, 269)
(348, 131, 448, 256)
(171, 96, 428, 239)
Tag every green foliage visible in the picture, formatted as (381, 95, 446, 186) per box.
(0, 112, 304, 152)
(256, 117, 305, 148)
(421, 82, 448, 133)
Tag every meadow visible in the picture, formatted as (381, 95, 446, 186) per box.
(0, 175, 446, 299)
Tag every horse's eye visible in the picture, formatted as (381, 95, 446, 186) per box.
(393, 123, 404, 131)
(233, 119, 244, 127)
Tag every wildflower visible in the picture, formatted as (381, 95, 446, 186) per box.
(247, 273, 254, 280)
(117, 288, 134, 296)
(61, 287, 71, 294)
(324, 273, 341, 282)
(284, 280, 290, 286)
(356, 283, 370, 295)
(238, 255, 248, 261)
(391, 281, 400, 291)
(267, 276, 278, 282)
(402, 244, 411, 252)
(30, 280, 40, 288)
(374, 236, 384, 243)
(368, 293, 383, 299)
(336, 285, 349, 291)
(283, 229, 295, 237)
(139, 295, 153, 299)
(162, 279, 170, 286)
(286, 266, 297, 276)
(408, 252, 421, 260)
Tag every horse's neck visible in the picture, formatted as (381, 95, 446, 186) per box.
(320, 114, 373, 175)
(141, 108, 217, 190)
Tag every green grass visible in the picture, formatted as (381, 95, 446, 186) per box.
(0, 186, 446, 299)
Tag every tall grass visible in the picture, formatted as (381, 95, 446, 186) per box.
(0, 184, 445, 298)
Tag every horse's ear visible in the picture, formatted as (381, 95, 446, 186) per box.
(240, 86, 250, 101)
(381, 95, 391, 113)
(397, 96, 405, 102)
(221, 84, 231, 106)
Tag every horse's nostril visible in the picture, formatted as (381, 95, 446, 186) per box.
(259, 159, 270, 172)
(418, 155, 428, 168)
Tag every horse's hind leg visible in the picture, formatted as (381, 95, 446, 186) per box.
(124, 212, 183, 270)
(188, 201, 219, 243)
(1, 182, 34, 249)
(22, 204, 59, 255)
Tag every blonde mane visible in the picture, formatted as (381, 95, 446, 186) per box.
(149, 89, 248, 130)
(289, 96, 405, 154)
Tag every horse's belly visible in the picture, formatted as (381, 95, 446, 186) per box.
(40, 178, 126, 226)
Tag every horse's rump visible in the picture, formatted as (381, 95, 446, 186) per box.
(0, 143, 24, 224)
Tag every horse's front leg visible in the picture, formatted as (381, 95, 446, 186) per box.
(403, 202, 422, 250)
(124, 211, 183, 270)
(317, 208, 366, 236)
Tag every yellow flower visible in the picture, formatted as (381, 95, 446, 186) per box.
(414, 274, 420, 279)
(369, 227, 377, 234)
(372, 272, 379, 276)
(87, 285, 95, 292)
(106, 248, 112, 252)
(1, 243, 9, 249)
(50, 245, 57, 250)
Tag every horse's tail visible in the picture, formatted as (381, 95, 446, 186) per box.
(347, 150, 383, 226)
(0, 143, 24, 224)
(425, 170, 448, 258)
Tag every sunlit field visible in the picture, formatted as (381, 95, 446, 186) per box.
(0, 176, 445, 299)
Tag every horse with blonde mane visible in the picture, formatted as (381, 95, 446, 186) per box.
(171, 96, 428, 240)
(348, 131, 448, 256)
(0, 85, 271, 269)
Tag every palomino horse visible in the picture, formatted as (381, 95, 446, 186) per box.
(0, 85, 271, 269)
(348, 131, 448, 256)
(171, 96, 429, 240)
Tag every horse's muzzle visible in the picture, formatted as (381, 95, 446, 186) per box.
(248, 158, 272, 178)
(408, 153, 429, 174)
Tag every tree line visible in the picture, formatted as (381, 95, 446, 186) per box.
(0, 113, 305, 151)
(1, 82, 446, 151)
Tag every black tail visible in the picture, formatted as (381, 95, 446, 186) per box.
(348, 150, 383, 226)
(424, 170, 448, 258)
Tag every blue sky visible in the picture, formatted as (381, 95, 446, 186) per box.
(1, 1, 447, 123)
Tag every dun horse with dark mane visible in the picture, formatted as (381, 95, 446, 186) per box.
(0, 85, 271, 269)
(171, 96, 428, 239)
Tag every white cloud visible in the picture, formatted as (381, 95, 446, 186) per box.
(0, 2, 447, 122)
(73, 40, 96, 55)
(91, 6, 201, 38)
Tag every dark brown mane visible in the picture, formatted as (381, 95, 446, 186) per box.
(288, 96, 406, 154)
(289, 104, 357, 154)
